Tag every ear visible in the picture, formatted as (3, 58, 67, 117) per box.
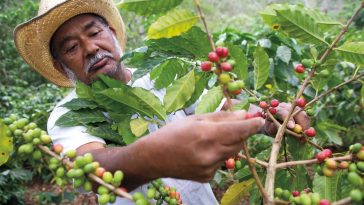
(52, 58, 68, 77)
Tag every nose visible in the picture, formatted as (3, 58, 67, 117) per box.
(83, 38, 99, 58)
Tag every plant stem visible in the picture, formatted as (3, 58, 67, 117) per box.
(37, 145, 133, 201)
(242, 142, 269, 202)
(194, 0, 268, 200)
(238, 153, 268, 168)
(332, 197, 352, 205)
(264, 4, 364, 203)
(276, 154, 353, 169)
(291, 72, 364, 117)
(194, 0, 215, 51)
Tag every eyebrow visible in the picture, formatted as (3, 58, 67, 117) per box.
(58, 20, 98, 51)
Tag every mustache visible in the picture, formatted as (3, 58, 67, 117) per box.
(84, 52, 114, 73)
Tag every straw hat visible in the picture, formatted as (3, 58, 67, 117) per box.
(14, 0, 126, 87)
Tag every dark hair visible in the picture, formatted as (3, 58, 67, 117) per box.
(49, 13, 109, 58)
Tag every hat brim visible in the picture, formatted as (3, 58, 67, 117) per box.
(14, 0, 126, 87)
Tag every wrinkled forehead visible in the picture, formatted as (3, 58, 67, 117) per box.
(50, 14, 108, 56)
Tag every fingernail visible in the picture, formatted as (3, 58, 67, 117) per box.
(287, 121, 295, 129)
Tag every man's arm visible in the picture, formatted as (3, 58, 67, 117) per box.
(76, 110, 264, 190)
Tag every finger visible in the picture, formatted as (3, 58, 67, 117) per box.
(217, 117, 265, 145)
(293, 111, 311, 130)
(191, 110, 247, 122)
(275, 108, 295, 129)
(264, 121, 278, 136)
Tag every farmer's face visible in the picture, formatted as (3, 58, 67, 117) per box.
(51, 14, 123, 84)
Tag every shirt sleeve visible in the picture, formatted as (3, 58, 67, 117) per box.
(47, 91, 105, 152)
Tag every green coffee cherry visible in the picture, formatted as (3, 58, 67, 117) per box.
(275, 188, 283, 197)
(56, 167, 65, 177)
(98, 194, 110, 205)
(350, 189, 363, 202)
(32, 150, 42, 160)
(97, 186, 109, 195)
(112, 170, 124, 187)
(147, 188, 156, 199)
(102, 171, 113, 183)
(83, 180, 92, 192)
(351, 143, 363, 153)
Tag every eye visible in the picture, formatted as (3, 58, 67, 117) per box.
(66, 44, 78, 53)
(91, 30, 101, 37)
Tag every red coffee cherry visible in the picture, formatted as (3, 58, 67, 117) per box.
(319, 199, 331, 205)
(296, 98, 307, 108)
(215, 47, 229, 58)
(259, 101, 268, 110)
(221, 62, 233, 71)
(201, 61, 212, 72)
(208, 52, 219, 62)
(295, 64, 305, 73)
(322, 149, 333, 158)
(225, 158, 235, 169)
(270, 99, 279, 107)
(269, 108, 277, 115)
(316, 152, 326, 163)
(304, 127, 316, 137)
(292, 190, 300, 197)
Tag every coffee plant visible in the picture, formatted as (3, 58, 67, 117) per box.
(2, 0, 364, 204)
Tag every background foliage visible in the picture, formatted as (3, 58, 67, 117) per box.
(0, 0, 363, 204)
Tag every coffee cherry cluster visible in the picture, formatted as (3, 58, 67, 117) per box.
(146, 179, 183, 205)
(3, 115, 51, 160)
(274, 187, 331, 205)
(225, 156, 243, 170)
(200, 47, 244, 95)
(346, 143, 364, 203)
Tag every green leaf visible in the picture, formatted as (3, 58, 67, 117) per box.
(260, 4, 287, 26)
(61, 98, 98, 111)
(184, 72, 211, 108)
(149, 26, 211, 58)
(100, 85, 167, 120)
(317, 121, 346, 146)
(195, 86, 224, 114)
(311, 75, 329, 93)
(261, 4, 341, 33)
(117, 117, 138, 145)
(150, 58, 187, 89)
(334, 42, 364, 65)
(97, 74, 125, 88)
(228, 44, 248, 83)
(253, 45, 270, 90)
(76, 81, 93, 99)
(117, 0, 183, 16)
(55, 110, 106, 127)
(221, 179, 255, 205)
(275, 7, 328, 45)
(148, 9, 199, 39)
(86, 123, 124, 145)
(313, 171, 346, 201)
(130, 118, 150, 137)
(276, 45, 291, 64)
(275, 170, 293, 190)
(0, 121, 13, 166)
(287, 137, 314, 190)
(234, 166, 252, 181)
(164, 70, 195, 113)
(305, 8, 342, 32)
(361, 84, 364, 107)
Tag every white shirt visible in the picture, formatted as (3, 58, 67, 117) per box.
(47, 74, 221, 205)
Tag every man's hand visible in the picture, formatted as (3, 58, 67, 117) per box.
(137, 110, 264, 182)
(77, 110, 264, 189)
(249, 102, 310, 136)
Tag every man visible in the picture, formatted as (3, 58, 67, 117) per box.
(14, 0, 309, 204)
